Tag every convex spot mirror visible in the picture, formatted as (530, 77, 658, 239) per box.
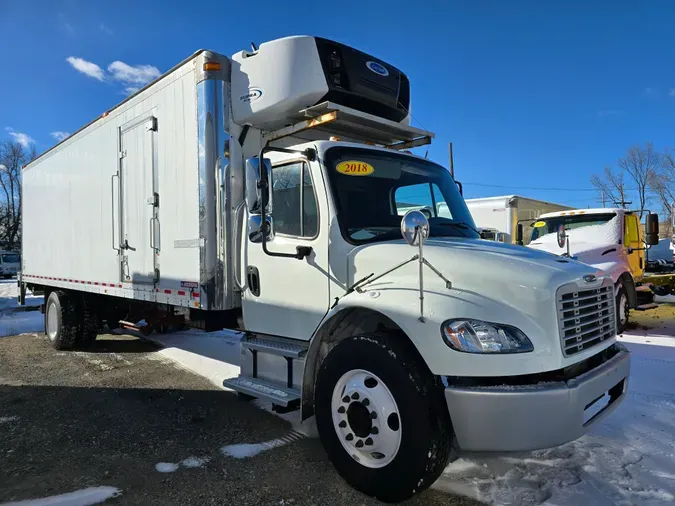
(245, 157, 273, 215)
(645, 213, 660, 246)
(557, 224, 566, 249)
(401, 210, 430, 246)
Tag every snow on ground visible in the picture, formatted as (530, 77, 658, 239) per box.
(0, 280, 43, 337)
(0, 487, 122, 506)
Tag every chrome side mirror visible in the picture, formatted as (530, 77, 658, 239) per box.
(245, 157, 273, 214)
(401, 210, 429, 246)
(248, 215, 274, 243)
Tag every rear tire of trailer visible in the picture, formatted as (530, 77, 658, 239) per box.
(44, 291, 78, 350)
(616, 284, 629, 334)
(314, 333, 452, 503)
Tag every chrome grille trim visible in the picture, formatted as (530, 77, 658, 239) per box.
(557, 279, 616, 357)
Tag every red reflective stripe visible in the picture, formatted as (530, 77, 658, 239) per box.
(164, 289, 171, 294)
(193, 293, 200, 299)
(177, 290, 186, 296)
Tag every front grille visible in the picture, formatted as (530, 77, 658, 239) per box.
(557, 282, 615, 356)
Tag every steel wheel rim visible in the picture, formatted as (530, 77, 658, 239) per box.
(46, 301, 58, 341)
(331, 369, 402, 468)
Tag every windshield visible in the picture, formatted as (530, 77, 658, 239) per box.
(1, 253, 19, 263)
(530, 213, 617, 242)
(324, 147, 479, 244)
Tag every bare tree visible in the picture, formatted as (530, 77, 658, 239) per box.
(617, 143, 659, 218)
(591, 166, 628, 207)
(0, 140, 37, 249)
(650, 149, 675, 234)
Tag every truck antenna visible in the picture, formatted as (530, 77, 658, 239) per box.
(251, 42, 258, 51)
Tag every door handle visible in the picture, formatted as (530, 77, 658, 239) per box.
(234, 201, 246, 291)
(111, 173, 120, 252)
(150, 218, 160, 251)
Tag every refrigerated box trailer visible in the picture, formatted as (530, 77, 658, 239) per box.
(20, 35, 631, 502)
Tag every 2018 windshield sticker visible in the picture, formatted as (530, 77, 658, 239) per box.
(336, 161, 374, 176)
(533, 221, 546, 227)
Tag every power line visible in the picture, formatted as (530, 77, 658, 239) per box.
(462, 182, 641, 192)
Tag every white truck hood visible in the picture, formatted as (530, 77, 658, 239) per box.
(349, 237, 604, 316)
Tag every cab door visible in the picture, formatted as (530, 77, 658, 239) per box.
(624, 213, 644, 278)
(241, 156, 330, 340)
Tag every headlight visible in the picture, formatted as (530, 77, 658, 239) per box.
(441, 319, 533, 354)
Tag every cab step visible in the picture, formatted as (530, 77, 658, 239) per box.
(223, 376, 300, 408)
(635, 303, 659, 311)
(242, 336, 308, 358)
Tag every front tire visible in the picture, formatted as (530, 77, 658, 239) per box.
(616, 284, 629, 334)
(315, 333, 452, 503)
(45, 291, 78, 350)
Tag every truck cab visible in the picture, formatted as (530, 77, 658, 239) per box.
(528, 208, 660, 332)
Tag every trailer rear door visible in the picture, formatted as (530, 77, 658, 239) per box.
(119, 115, 159, 285)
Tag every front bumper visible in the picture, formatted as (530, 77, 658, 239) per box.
(444, 343, 631, 452)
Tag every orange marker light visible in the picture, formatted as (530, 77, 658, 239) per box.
(203, 62, 221, 71)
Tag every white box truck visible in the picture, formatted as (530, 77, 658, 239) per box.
(20, 36, 631, 502)
(465, 195, 573, 244)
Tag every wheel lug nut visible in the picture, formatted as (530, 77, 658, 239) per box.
(370, 411, 378, 419)
(338, 420, 347, 428)
(342, 396, 350, 403)
(370, 427, 379, 435)
(346, 433, 354, 441)
(337, 406, 345, 414)
(365, 437, 373, 446)
(355, 440, 364, 448)
(362, 398, 369, 406)
(351, 392, 360, 400)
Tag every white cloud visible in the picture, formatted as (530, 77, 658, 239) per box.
(99, 23, 113, 35)
(644, 87, 659, 97)
(66, 57, 105, 81)
(5, 128, 35, 148)
(669, 88, 675, 97)
(51, 131, 70, 142)
(107, 61, 161, 86)
(0, 165, 6, 172)
(66, 57, 160, 92)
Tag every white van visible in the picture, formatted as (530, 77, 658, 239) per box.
(0, 251, 20, 279)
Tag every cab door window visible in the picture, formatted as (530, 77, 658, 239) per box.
(270, 162, 318, 238)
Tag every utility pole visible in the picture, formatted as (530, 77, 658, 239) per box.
(601, 191, 605, 208)
(448, 142, 454, 178)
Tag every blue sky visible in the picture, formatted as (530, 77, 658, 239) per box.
(1, 0, 674, 208)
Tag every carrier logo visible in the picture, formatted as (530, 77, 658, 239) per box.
(240, 88, 263, 103)
(583, 274, 597, 283)
(366, 61, 389, 77)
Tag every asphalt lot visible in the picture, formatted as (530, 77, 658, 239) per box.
(0, 332, 479, 506)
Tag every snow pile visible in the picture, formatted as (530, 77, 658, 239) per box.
(0, 487, 122, 506)
(434, 338, 675, 505)
(221, 430, 305, 459)
(0, 280, 43, 337)
(154, 456, 210, 473)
